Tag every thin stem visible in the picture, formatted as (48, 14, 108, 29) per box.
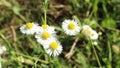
(0, 33, 11, 49)
(89, 38, 102, 68)
(108, 42, 112, 62)
(69, 37, 79, 53)
(10, 25, 16, 42)
(34, 60, 38, 68)
(108, 41, 112, 68)
(44, 0, 48, 24)
(16, 13, 27, 22)
(44, 7, 46, 24)
(92, 45, 102, 68)
(15, 52, 49, 64)
(65, 37, 79, 59)
(0, 57, 2, 68)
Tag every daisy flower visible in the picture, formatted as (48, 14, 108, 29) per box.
(0, 46, 6, 55)
(40, 24, 55, 32)
(62, 19, 80, 35)
(20, 22, 40, 34)
(82, 25, 93, 36)
(89, 30, 98, 40)
(35, 28, 56, 45)
(43, 39, 63, 57)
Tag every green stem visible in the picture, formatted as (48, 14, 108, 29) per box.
(0, 57, 2, 68)
(102, 1, 109, 18)
(17, 13, 27, 22)
(0, 33, 11, 49)
(108, 42, 112, 62)
(15, 52, 49, 64)
(44, 0, 48, 24)
(92, 45, 102, 68)
(107, 41, 112, 68)
(89, 39, 102, 68)
(34, 60, 38, 68)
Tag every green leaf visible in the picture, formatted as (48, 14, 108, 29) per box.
(102, 18, 116, 28)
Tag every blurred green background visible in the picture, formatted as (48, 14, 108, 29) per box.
(0, 0, 120, 68)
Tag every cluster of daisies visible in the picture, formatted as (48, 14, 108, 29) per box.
(82, 25, 98, 40)
(62, 20, 98, 41)
(20, 22, 62, 57)
(20, 19, 99, 57)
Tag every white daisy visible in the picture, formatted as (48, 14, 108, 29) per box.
(43, 39, 63, 57)
(35, 27, 56, 45)
(62, 19, 80, 35)
(89, 30, 98, 40)
(82, 25, 93, 36)
(0, 46, 6, 55)
(20, 22, 40, 34)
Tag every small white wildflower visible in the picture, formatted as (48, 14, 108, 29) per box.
(89, 30, 98, 40)
(35, 25, 56, 45)
(82, 25, 93, 36)
(20, 22, 40, 34)
(43, 39, 63, 57)
(39, 24, 55, 33)
(62, 19, 80, 35)
(0, 46, 6, 55)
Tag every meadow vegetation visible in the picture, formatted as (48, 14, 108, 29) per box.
(0, 0, 120, 68)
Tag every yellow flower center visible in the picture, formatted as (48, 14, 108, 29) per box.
(68, 23, 75, 30)
(91, 33, 95, 36)
(82, 27, 91, 36)
(26, 23, 33, 29)
(41, 32, 50, 39)
(42, 24, 49, 29)
(50, 41, 58, 50)
(85, 29, 90, 35)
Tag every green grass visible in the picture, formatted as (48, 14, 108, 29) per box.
(0, 0, 120, 68)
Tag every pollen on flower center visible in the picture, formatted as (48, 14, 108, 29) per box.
(26, 23, 33, 29)
(68, 23, 75, 30)
(42, 32, 50, 39)
(50, 41, 58, 50)
(91, 33, 95, 36)
(42, 24, 49, 29)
